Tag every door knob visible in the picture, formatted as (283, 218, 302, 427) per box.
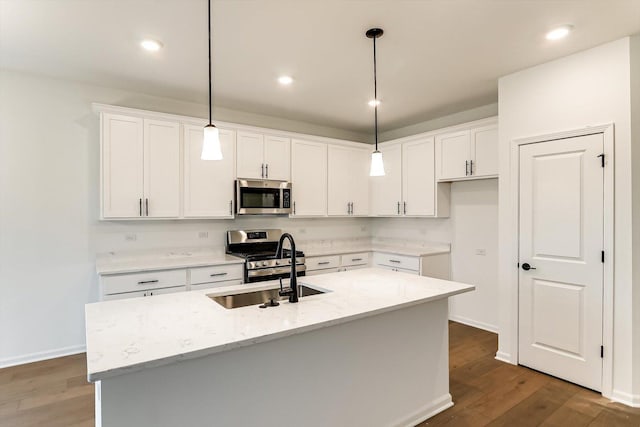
(522, 263, 536, 271)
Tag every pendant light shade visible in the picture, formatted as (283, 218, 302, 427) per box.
(201, 0, 223, 160)
(369, 150, 385, 176)
(202, 124, 223, 160)
(366, 28, 385, 176)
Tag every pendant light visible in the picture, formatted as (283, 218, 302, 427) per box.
(201, 0, 223, 160)
(367, 28, 385, 176)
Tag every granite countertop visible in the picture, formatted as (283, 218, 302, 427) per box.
(96, 249, 245, 275)
(85, 267, 474, 382)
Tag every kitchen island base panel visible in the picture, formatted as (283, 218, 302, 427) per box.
(96, 299, 451, 427)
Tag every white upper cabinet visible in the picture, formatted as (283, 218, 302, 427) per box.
(101, 114, 180, 219)
(370, 144, 402, 216)
(291, 139, 327, 216)
(471, 125, 499, 178)
(435, 122, 498, 181)
(102, 113, 144, 218)
(403, 137, 436, 216)
(370, 137, 449, 218)
(143, 119, 181, 218)
(183, 125, 236, 218)
(236, 131, 290, 180)
(327, 145, 369, 216)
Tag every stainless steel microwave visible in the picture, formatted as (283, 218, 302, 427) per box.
(235, 179, 292, 215)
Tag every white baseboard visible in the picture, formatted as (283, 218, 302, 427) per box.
(610, 389, 640, 408)
(0, 344, 86, 369)
(392, 393, 453, 427)
(495, 350, 515, 365)
(449, 314, 498, 333)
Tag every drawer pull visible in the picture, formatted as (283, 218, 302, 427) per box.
(389, 259, 401, 264)
(318, 261, 331, 265)
(209, 272, 228, 277)
(137, 280, 159, 285)
(352, 258, 363, 262)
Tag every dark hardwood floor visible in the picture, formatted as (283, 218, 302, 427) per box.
(1, 322, 639, 426)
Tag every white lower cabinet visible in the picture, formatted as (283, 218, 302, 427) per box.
(372, 252, 450, 279)
(305, 252, 370, 275)
(99, 263, 244, 301)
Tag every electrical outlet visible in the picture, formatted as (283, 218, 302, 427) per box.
(198, 231, 209, 239)
(475, 249, 486, 256)
(125, 233, 137, 242)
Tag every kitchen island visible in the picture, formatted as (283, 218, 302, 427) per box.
(85, 268, 474, 427)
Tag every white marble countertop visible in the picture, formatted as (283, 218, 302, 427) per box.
(96, 248, 244, 275)
(303, 244, 450, 258)
(85, 268, 473, 382)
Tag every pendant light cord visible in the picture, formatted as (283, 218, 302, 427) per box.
(373, 35, 378, 151)
(208, 0, 212, 126)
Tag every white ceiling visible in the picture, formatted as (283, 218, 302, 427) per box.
(2, 0, 640, 134)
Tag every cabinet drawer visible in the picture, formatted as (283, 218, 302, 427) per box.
(306, 255, 340, 271)
(306, 267, 340, 276)
(190, 279, 243, 291)
(102, 285, 186, 301)
(375, 264, 419, 275)
(340, 252, 369, 267)
(372, 252, 419, 271)
(101, 269, 187, 295)
(190, 264, 243, 285)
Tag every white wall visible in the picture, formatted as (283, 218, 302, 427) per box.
(370, 179, 499, 332)
(448, 179, 499, 332)
(0, 70, 371, 367)
(498, 38, 635, 402)
(630, 33, 640, 400)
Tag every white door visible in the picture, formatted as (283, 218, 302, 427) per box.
(436, 130, 470, 180)
(327, 145, 352, 216)
(349, 147, 370, 216)
(291, 139, 327, 216)
(518, 133, 604, 391)
(236, 131, 264, 179)
(369, 144, 402, 216)
(263, 136, 290, 180)
(471, 125, 498, 177)
(183, 125, 235, 218)
(102, 113, 144, 218)
(143, 119, 180, 218)
(402, 137, 435, 216)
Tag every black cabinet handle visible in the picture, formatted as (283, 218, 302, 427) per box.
(465, 160, 469, 176)
(470, 160, 474, 175)
(352, 258, 363, 262)
(137, 279, 159, 285)
(397, 202, 400, 215)
(210, 272, 228, 277)
(145, 198, 149, 216)
(139, 198, 142, 216)
(318, 261, 330, 265)
(261, 163, 264, 178)
(389, 259, 401, 264)
(403, 201, 407, 215)
(265, 164, 269, 178)
(522, 263, 536, 271)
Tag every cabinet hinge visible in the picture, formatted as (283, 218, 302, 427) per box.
(601, 345, 604, 358)
(598, 153, 605, 167)
(601, 251, 605, 263)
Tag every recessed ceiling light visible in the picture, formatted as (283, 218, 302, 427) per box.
(545, 25, 573, 41)
(141, 39, 163, 52)
(368, 99, 381, 107)
(278, 75, 294, 85)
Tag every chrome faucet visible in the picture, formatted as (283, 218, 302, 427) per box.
(276, 233, 299, 303)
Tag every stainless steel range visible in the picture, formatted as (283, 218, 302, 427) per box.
(226, 229, 306, 283)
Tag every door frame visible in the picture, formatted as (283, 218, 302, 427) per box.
(509, 123, 614, 397)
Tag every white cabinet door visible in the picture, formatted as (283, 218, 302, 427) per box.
(236, 131, 265, 179)
(327, 145, 352, 216)
(402, 137, 435, 216)
(370, 144, 402, 216)
(264, 136, 290, 180)
(471, 125, 498, 177)
(350, 147, 370, 216)
(436, 130, 470, 180)
(291, 139, 327, 216)
(183, 125, 236, 218)
(102, 113, 144, 218)
(143, 119, 180, 218)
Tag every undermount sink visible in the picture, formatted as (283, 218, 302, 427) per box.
(209, 284, 326, 309)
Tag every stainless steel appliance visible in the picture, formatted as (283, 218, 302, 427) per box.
(226, 229, 306, 283)
(235, 179, 292, 215)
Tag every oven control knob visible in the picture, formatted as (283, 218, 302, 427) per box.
(262, 262, 268, 267)
(275, 260, 280, 265)
(288, 259, 292, 264)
